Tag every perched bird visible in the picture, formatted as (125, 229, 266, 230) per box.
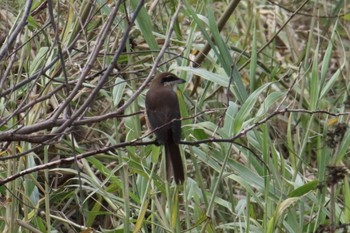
(145, 72, 185, 184)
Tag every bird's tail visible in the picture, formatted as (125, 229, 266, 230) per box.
(165, 140, 184, 184)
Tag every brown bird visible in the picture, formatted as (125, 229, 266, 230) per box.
(145, 72, 185, 184)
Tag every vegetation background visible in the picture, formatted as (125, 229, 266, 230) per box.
(0, 0, 349, 232)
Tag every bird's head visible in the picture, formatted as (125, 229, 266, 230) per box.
(151, 72, 185, 89)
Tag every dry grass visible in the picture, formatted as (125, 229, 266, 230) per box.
(0, 0, 349, 232)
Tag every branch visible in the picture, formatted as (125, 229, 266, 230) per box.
(0, 0, 33, 61)
(0, 107, 348, 185)
(0, 139, 153, 186)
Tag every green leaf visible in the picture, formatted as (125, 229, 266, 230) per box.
(288, 180, 319, 198)
(30, 47, 49, 75)
(176, 66, 229, 87)
(309, 44, 320, 110)
(112, 77, 127, 107)
(249, 18, 258, 92)
(233, 83, 271, 133)
(223, 101, 239, 136)
(320, 67, 342, 99)
(256, 91, 285, 116)
(335, 129, 350, 164)
(131, 0, 158, 50)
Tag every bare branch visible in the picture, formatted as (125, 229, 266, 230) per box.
(0, 0, 33, 61)
(0, 107, 348, 186)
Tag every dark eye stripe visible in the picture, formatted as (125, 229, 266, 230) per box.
(161, 75, 178, 84)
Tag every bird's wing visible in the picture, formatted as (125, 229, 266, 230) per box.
(145, 88, 181, 144)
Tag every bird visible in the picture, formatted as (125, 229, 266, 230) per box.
(145, 72, 185, 184)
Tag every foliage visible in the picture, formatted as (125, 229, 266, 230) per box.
(0, 0, 349, 232)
